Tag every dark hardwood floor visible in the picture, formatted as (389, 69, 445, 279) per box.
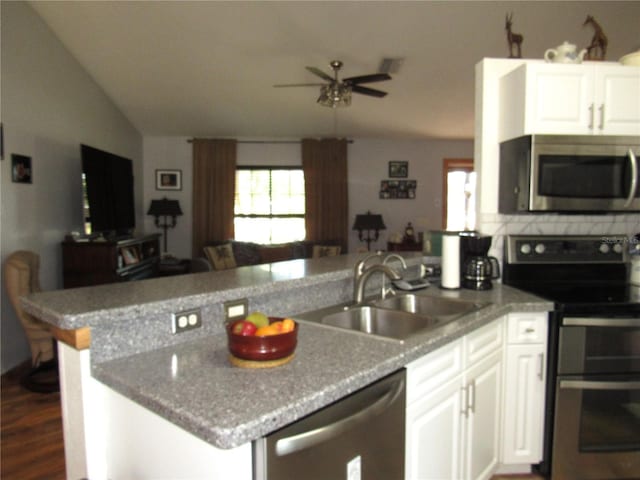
(1, 361, 65, 480)
(1, 361, 545, 480)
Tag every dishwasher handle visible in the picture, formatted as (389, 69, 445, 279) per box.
(275, 376, 405, 456)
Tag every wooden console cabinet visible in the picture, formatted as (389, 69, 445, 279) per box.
(62, 234, 161, 288)
(387, 241, 422, 252)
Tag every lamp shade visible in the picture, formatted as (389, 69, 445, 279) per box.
(352, 212, 386, 231)
(147, 198, 183, 217)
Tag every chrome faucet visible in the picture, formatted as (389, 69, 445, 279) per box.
(381, 253, 407, 299)
(354, 264, 402, 304)
(353, 251, 383, 294)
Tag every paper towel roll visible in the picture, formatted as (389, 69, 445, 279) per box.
(441, 232, 460, 289)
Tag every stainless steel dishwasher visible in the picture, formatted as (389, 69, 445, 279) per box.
(253, 369, 406, 480)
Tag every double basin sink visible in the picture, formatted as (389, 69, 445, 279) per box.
(296, 293, 489, 342)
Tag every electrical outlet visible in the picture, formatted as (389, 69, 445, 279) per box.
(224, 298, 248, 322)
(171, 308, 202, 334)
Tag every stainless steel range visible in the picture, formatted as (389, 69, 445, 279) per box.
(502, 235, 640, 480)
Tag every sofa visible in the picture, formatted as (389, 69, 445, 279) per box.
(201, 240, 342, 271)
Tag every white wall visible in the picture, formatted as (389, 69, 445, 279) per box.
(348, 139, 473, 251)
(0, 2, 142, 373)
(142, 137, 474, 257)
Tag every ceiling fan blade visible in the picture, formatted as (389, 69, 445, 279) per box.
(273, 83, 325, 88)
(344, 73, 391, 84)
(352, 85, 388, 97)
(306, 66, 334, 82)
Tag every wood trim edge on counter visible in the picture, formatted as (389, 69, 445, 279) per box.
(52, 326, 91, 350)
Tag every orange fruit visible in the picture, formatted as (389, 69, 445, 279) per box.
(255, 325, 280, 336)
(281, 318, 295, 333)
(270, 321, 284, 332)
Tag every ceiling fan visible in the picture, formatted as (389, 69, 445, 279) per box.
(274, 60, 391, 108)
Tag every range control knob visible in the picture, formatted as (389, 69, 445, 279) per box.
(520, 243, 532, 255)
(613, 243, 624, 254)
(535, 243, 546, 255)
(599, 243, 611, 254)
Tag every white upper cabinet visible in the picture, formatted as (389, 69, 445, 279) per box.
(499, 62, 640, 141)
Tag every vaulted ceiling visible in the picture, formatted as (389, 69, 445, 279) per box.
(30, 1, 640, 140)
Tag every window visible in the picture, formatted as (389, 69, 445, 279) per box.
(442, 159, 476, 231)
(234, 167, 305, 244)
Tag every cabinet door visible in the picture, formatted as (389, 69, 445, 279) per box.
(596, 66, 640, 135)
(463, 351, 502, 480)
(502, 344, 546, 464)
(406, 338, 463, 406)
(406, 377, 464, 480)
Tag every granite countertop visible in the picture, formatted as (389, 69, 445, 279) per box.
(22, 250, 552, 450)
(92, 283, 552, 450)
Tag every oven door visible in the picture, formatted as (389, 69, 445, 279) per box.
(557, 317, 640, 375)
(552, 375, 640, 480)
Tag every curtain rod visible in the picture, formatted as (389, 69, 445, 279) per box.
(187, 138, 353, 144)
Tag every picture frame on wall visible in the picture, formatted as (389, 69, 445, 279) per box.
(389, 161, 408, 178)
(156, 169, 182, 190)
(380, 179, 417, 199)
(11, 154, 32, 184)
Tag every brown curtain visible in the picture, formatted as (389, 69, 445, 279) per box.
(302, 138, 349, 253)
(192, 139, 237, 257)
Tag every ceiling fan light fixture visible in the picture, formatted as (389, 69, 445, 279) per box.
(317, 83, 352, 108)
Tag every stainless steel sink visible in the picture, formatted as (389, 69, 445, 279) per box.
(319, 305, 441, 341)
(295, 294, 490, 342)
(372, 294, 488, 321)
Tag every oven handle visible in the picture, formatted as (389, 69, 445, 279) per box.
(559, 379, 640, 390)
(562, 317, 640, 328)
(624, 148, 638, 208)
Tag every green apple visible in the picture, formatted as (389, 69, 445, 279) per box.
(246, 311, 269, 328)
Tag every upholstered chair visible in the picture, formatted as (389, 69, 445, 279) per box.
(4, 250, 58, 392)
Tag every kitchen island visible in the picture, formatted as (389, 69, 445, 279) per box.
(22, 252, 552, 479)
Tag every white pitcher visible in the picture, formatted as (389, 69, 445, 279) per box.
(544, 41, 587, 64)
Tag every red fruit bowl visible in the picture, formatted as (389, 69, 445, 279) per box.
(227, 317, 298, 362)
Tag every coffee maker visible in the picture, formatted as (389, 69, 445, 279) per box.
(459, 233, 500, 290)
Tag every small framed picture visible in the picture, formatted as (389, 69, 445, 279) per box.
(12, 154, 32, 183)
(156, 169, 182, 190)
(389, 161, 408, 178)
(121, 247, 139, 265)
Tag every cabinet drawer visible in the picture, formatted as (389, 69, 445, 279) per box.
(464, 318, 503, 366)
(507, 313, 548, 344)
(406, 338, 463, 406)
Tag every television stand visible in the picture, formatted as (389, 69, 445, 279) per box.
(62, 234, 161, 288)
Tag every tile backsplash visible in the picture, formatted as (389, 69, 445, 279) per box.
(480, 213, 640, 261)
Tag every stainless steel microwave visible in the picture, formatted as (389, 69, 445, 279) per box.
(499, 135, 640, 213)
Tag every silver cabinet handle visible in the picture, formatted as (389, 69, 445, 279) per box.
(560, 379, 640, 390)
(588, 103, 595, 130)
(460, 385, 468, 417)
(467, 380, 476, 414)
(562, 317, 640, 328)
(525, 327, 535, 334)
(537, 353, 544, 381)
(275, 377, 404, 456)
(598, 104, 605, 130)
(625, 149, 638, 208)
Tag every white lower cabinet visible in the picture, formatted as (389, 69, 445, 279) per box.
(406, 319, 503, 480)
(501, 312, 548, 467)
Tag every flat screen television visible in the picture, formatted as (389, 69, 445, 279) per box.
(81, 144, 135, 237)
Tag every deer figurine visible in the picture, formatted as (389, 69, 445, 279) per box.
(583, 15, 608, 60)
(505, 13, 523, 58)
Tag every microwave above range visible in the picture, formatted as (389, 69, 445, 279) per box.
(499, 135, 640, 213)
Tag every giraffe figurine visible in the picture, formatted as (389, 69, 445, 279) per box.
(583, 15, 608, 60)
(505, 13, 523, 58)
